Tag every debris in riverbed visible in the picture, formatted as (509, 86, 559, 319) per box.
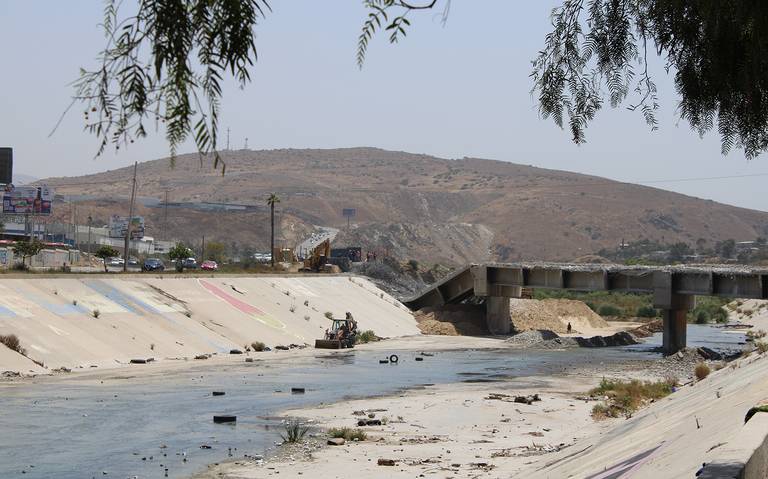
(377, 458, 396, 466)
(485, 392, 541, 404)
(213, 415, 237, 424)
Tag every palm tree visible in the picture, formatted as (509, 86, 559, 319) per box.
(267, 193, 280, 268)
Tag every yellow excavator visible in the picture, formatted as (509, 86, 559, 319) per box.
(300, 239, 330, 272)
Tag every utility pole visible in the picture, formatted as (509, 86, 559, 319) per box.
(226, 127, 231, 150)
(87, 215, 92, 256)
(123, 162, 138, 272)
(163, 189, 169, 240)
(244, 137, 248, 150)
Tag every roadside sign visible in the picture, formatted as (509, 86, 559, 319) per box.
(2, 184, 53, 215)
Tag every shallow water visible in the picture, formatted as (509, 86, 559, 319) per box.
(0, 325, 742, 479)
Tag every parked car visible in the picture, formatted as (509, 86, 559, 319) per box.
(182, 257, 198, 269)
(201, 260, 218, 271)
(142, 258, 165, 272)
(253, 252, 272, 263)
(108, 257, 124, 267)
(128, 257, 139, 266)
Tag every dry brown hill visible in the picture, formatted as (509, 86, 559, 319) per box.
(42, 147, 768, 264)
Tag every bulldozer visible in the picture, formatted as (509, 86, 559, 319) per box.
(301, 239, 330, 272)
(314, 316, 357, 349)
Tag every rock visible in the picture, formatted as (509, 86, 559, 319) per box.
(697, 347, 722, 361)
(358, 419, 382, 426)
(245, 358, 254, 363)
(194, 354, 209, 360)
(212, 391, 225, 396)
(129, 359, 147, 364)
(377, 459, 396, 466)
(291, 387, 305, 394)
(275, 345, 290, 351)
(229, 349, 243, 355)
(415, 357, 424, 361)
(327, 438, 346, 446)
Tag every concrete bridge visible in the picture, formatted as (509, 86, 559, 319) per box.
(403, 262, 768, 354)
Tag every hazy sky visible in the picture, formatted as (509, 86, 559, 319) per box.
(1, 1, 766, 210)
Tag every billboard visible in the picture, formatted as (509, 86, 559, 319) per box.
(2, 184, 53, 215)
(108, 215, 145, 239)
(0, 148, 12, 184)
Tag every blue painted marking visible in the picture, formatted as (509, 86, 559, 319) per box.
(83, 280, 160, 315)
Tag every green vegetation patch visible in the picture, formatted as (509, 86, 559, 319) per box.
(589, 377, 675, 419)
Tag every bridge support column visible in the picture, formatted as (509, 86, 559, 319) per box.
(486, 296, 511, 335)
(662, 308, 687, 355)
(653, 272, 695, 355)
(660, 294, 695, 355)
(486, 287, 520, 335)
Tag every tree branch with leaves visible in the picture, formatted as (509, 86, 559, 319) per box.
(74, 0, 271, 172)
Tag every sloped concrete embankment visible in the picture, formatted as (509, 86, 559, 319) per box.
(0, 275, 418, 374)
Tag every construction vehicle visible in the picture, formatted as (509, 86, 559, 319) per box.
(301, 239, 330, 272)
(314, 316, 357, 349)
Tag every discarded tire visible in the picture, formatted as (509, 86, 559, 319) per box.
(212, 391, 225, 396)
(130, 359, 147, 364)
(291, 387, 305, 394)
(389, 354, 399, 363)
(213, 415, 237, 423)
(414, 357, 424, 362)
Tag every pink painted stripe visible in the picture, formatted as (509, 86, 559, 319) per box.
(199, 280, 266, 316)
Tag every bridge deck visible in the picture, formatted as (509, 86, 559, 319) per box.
(404, 262, 768, 309)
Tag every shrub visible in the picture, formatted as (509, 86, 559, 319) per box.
(407, 259, 420, 271)
(251, 341, 266, 352)
(280, 419, 309, 443)
(694, 362, 710, 380)
(597, 304, 622, 317)
(92, 309, 100, 318)
(328, 427, 367, 441)
(324, 311, 334, 319)
(589, 378, 673, 418)
(12, 262, 29, 271)
(756, 341, 768, 354)
(356, 330, 378, 344)
(585, 301, 597, 312)
(636, 305, 657, 318)
(0, 334, 26, 355)
(695, 310, 710, 324)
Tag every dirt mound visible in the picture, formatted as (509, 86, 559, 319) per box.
(631, 319, 663, 338)
(414, 305, 489, 336)
(509, 298, 608, 334)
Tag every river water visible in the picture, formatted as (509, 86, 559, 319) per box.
(0, 325, 744, 479)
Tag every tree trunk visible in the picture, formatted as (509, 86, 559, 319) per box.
(270, 203, 275, 268)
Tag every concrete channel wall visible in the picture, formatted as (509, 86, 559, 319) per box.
(700, 414, 768, 479)
(0, 275, 418, 374)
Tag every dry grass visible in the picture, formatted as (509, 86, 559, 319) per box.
(328, 427, 367, 441)
(694, 362, 711, 380)
(590, 378, 674, 419)
(0, 334, 26, 356)
(756, 341, 768, 354)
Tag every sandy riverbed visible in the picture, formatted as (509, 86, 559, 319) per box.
(191, 335, 767, 479)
